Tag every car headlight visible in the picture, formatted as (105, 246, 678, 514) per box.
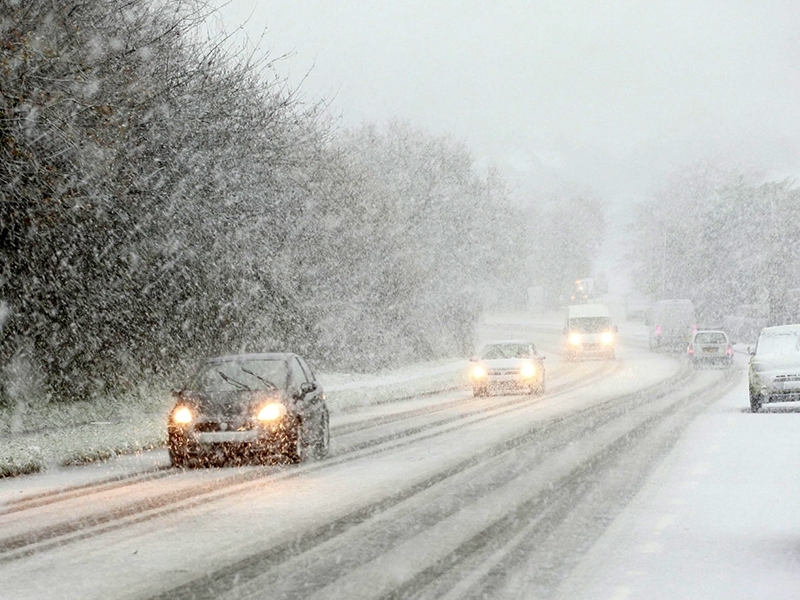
(471, 365, 487, 379)
(520, 362, 536, 378)
(569, 333, 582, 346)
(751, 361, 772, 373)
(601, 331, 614, 345)
(172, 406, 193, 425)
(257, 402, 287, 422)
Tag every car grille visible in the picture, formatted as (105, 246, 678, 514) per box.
(194, 420, 254, 432)
(775, 374, 800, 383)
(488, 368, 520, 376)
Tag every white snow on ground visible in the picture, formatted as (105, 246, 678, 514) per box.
(557, 352, 800, 600)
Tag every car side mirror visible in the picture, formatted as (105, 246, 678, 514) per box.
(170, 388, 183, 398)
(469, 356, 478, 362)
(300, 381, 317, 394)
(613, 325, 619, 333)
(747, 345, 754, 355)
(540, 355, 546, 360)
(562, 327, 568, 336)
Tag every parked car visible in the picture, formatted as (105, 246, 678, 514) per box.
(687, 330, 733, 366)
(470, 340, 546, 397)
(748, 325, 800, 412)
(168, 353, 329, 467)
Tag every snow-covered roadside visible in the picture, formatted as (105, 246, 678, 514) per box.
(0, 358, 473, 477)
(556, 355, 800, 600)
(0, 310, 570, 478)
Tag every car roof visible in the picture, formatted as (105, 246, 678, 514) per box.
(759, 324, 800, 336)
(204, 353, 296, 363)
(483, 340, 534, 346)
(694, 330, 727, 335)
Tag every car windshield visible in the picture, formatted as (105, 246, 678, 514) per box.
(569, 317, 610, 333)
(481, 344, 534, 359)
(191, 359, 288, 392)
(695, 332, 727, 344)
(756, 333, 800, 355)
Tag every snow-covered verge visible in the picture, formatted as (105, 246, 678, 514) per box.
(556, 355, 800, 599)
(0, 360, 471, 478)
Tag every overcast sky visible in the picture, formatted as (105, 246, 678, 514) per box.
(209, 1, 800, 205)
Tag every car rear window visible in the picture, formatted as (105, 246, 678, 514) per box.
(695, 332, 726, 344)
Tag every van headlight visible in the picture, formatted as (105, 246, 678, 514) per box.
(520, 362, 536, 378)
(569, 333, 582, 346)
(601, 331, 614, 345)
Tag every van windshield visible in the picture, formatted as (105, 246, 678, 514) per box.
(570, 317, 610, 333)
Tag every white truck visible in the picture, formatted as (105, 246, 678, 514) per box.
(564, 303, 617, 360)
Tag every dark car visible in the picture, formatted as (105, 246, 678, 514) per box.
(168, 353, 329, 467)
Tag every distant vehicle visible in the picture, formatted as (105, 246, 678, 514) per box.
(470, 340, 546, 397)
(648, 299, 696, 351)
(687, 330, 733, 367)
(168, 353, 329, 467)
(748, 325, 800, 412)
(563, 303, 617, 360)
(569, 278, 594, 304)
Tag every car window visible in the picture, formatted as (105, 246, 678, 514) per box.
(297, 356, 316, 381)
(695, 332, 727, 344)
(289, 357, 309, 387)
(481, 344, 533, 359)
(570, 317, 610, 333)
(756, 333, 800, 355)
(192, 359, 288, 392)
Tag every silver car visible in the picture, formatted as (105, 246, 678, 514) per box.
(687, 330, 733, 366)
(469, 340, 546, 397)
(748, 325, 800, 412)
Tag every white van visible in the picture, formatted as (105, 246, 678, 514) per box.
(564, 304, 617, 360)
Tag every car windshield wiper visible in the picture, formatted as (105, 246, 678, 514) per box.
(239, 367, 278, 390)
(217, 371, 251, 391)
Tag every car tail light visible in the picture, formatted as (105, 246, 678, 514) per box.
(688, 344, 694, 355)
(726, 344, 733, 356)
(692, 324, 698, 334)
(655, 325, 662, 336)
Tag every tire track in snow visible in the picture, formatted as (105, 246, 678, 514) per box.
(0, 361, 623, 563)
(146, 364, 702, 600)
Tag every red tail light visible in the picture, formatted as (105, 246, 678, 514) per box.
(726, 344, 733, 356)
(655, 325, 662, 336)
(688, 344, 694, 355)
(692, 324, 698, 334)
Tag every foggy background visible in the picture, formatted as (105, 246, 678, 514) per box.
(210, 0, 800, 202)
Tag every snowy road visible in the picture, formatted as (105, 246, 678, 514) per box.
(0, 319, 780, 599)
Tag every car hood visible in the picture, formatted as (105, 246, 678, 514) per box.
(180, 390, 286, 418)
(751, 352, 800, 372)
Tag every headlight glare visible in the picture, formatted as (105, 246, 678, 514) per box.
(257, 402, 287, 422)
(172, 406, 193, 425)
(471, 365, 487, 379)
(569, 333, 582, 346)
(601, 331, 614, 345)
(520, 362, 536, 378)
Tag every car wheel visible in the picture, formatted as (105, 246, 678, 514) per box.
(750, 393, 762, 413)
(473, 386, 486, 397)
(311, 412, 330, 460)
